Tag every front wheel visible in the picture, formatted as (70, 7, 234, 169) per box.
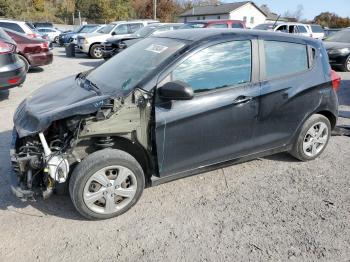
(342, 55, 350, 72)
(290, 114, 331, 161)
(89, 44, 103, 59)
(69, 149, 145, 220)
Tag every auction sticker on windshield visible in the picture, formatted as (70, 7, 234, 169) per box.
(145, 44, 168, 54)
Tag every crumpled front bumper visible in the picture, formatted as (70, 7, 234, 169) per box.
(9, 128, 35, 199)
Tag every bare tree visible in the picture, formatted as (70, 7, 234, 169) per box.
(283, 4, 304, 21)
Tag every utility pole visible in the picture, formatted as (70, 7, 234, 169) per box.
(153, 0, 157, 20)
(78, 10, 82, 26)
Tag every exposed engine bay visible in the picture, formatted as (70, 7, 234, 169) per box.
(10, 88, 153, 199)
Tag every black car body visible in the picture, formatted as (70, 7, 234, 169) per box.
(101, 23, 182, 60)
(10, 29, 339, 220)
(324, 29, 350, 72)
(0, 28, 26, 90)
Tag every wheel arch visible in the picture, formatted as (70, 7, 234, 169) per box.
(316, 110, 337, 129)
(89, 42, 102, 53)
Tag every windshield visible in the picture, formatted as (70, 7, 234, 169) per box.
(97, 24, 114, 34)
(86, 37, 186, 95)
(325, 30, 350, 42)
(80, 26, 98, 33)
(134, 26, 157, 37)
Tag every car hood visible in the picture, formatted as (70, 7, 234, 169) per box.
(84, 32, 108, 41)
(105, 35, 140, 44)
(14, 75, 110, 138)
(323, 41, 350, 50)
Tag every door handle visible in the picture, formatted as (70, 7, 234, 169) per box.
(232, 96, 253, 105)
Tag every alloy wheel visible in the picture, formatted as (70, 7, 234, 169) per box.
(94, 47, 102, 58)
(83, 165, 137, 215)
(302, 122, 329, 157)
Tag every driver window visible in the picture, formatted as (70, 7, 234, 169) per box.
(113, 24, 128, 35)
(162, 41, 252, 94)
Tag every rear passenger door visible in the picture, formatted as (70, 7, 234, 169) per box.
(255, 39, 314, 150)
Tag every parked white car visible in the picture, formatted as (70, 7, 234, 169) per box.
(77, 20, 159, 59)
(71, 25, 105, 45)
(37, 28, 62, 43)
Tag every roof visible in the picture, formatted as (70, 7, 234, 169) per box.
(153, 28, 320, 44)
(179, 1, 266, 17)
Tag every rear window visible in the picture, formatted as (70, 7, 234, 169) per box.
(0, 22, 25, 33)
(311, 25, 324, 33)
(264, 41, 309, 79)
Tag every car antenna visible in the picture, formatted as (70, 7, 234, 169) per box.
(272, 15, 281, 29)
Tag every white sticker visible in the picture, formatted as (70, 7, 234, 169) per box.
(145, 44, 168, 54)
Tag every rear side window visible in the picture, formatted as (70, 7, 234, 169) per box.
(0, 22, 25, 33)
(297, 26, 307, 33)
(264, 41, 308, 79)
(171, 41, 252, 93)
(208, 23, 228, 28)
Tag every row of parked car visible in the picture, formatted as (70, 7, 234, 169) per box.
(58, 19, 350, 72)
(0, 20, 57, 90)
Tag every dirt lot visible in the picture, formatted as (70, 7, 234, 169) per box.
(0, 48, 350, 262)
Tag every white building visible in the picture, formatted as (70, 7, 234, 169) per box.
(178, 1, 267, 29)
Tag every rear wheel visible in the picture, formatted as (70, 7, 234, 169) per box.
(54, 36, 59, 43)
(290, 114, 331, 161)
(89, 44, 103, 59)
(18, 54, 30, 72)
(69, 149, 145, 220)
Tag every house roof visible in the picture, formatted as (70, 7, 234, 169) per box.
(179, 1, 266, 17)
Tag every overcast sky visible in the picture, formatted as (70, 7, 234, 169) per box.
(222, 0, 350, 20)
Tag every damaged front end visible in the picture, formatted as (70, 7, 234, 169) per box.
(10, 87, 153, 200)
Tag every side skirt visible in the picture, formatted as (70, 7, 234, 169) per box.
(150, 144, 292, 187)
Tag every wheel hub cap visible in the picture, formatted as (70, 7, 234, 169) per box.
(83, 165, 137, 215)
(302, 122, 329, 157)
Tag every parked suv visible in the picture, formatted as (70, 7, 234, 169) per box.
(181, 19, 246, 29)
(0, 28, 26, 90)
(0, 19, 40, 38)
(77, 20, 159, 58)
(58, 24, 102, 46)
(10, 29, 339, 220)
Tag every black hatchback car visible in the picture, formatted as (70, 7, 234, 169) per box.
(11, 29, 339, 220)
(0, 28, 26, 90)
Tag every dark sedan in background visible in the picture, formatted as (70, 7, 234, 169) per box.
(59, 24, 100, 46)
(101, 23, 182, 60)
(324, 28, 350, 72)
(4, 29, 53, 72)
(0, 28, 26, 90)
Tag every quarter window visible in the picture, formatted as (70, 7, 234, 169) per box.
(171, 41, 252, 93)
(264, 41, 309, 79)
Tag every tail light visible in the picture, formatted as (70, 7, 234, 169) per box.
(0, 40, 16, 54)
(40, 42, 49, 49)
(27, 33, 38, 38)
(331, 70, 341, 91)
(8, 77, 21, 85)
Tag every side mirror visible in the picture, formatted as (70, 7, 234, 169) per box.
(158, 81, 194, 101)
(111, 31, 117, 36)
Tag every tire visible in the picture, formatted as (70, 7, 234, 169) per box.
(69, 149, 145, 220)
(290, 114, 331, 161)
(341, 55, 350, 72)
(18, 54, 30, 72)
(89, 44, 103, 59)
(54, 36, 59, 43)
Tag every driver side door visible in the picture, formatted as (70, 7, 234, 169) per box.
(155, 38, 261, 177)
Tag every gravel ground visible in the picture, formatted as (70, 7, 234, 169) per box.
(0, 48, 350, 262)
